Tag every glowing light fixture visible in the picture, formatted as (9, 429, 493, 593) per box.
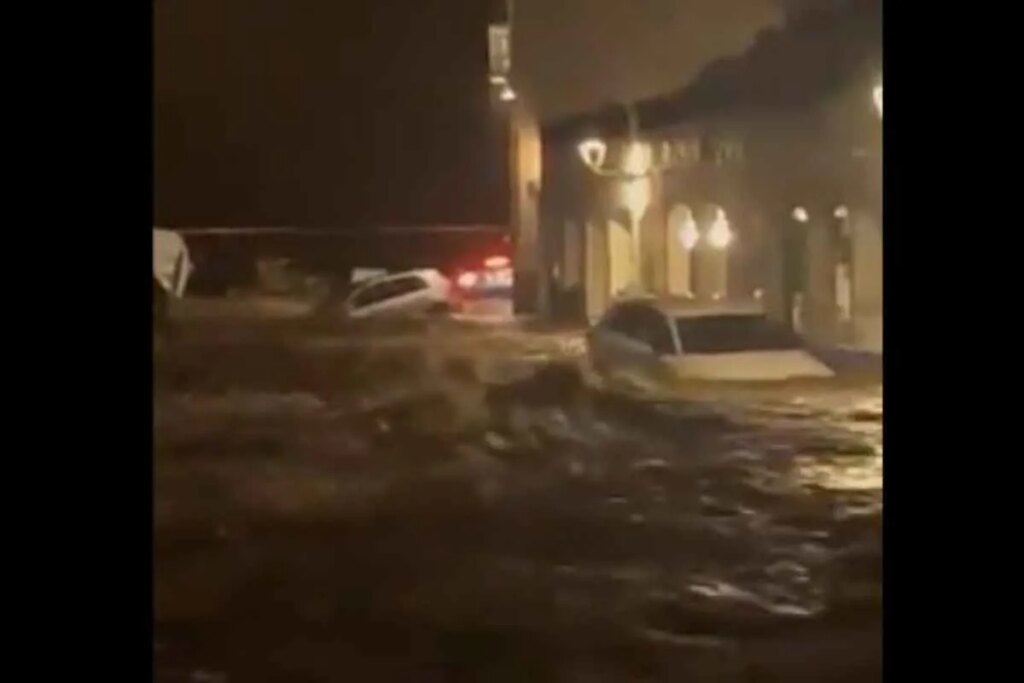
(792, 206, 809, 223)
(678, 217, 700, 250)
(873, 83, 882, 119)
(577, 138, 607, 169)
(499, 84, 517, 102)
(620, 177, 651, 222)
(707, 208, 733, 250)
(834, 205, 849, 219)
(484, 255, 510, 269)
(456, 271, 479, 289)
(622, 141, 652, 178)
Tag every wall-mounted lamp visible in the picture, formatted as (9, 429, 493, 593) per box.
(577, 138, 608, 170)
(707, 209, 733, 250)
(574, 102, 683, 178)
(678, 217, 700, 251)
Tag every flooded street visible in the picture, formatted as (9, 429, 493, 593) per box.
(154, 318, 881, 682)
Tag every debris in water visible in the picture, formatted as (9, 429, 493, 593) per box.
(639, 627, 734, 650)
(632, 458, 670, 472)
(483, 431, 511, 451)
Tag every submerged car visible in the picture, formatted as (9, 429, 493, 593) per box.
(153, 228, 193, 330)
(343, 268, 452, 319)
(587, 297, 834, 383)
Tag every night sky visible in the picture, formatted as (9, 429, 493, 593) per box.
(154, 0, 784, 228)
(514, 0, 780, 120)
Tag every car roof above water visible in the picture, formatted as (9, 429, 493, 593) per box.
(357, 268, 449, 287)
(615, 295, 766, 319)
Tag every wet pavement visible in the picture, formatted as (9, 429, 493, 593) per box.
(154, 319, 881, 682)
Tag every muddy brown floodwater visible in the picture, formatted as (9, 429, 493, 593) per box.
(154, 319, 881, 682)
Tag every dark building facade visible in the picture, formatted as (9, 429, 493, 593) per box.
(154, 0, 515, 230)
(537, 0, 881, 350)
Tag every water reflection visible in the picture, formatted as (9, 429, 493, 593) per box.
(793, 453, 882, 491)
(156, 337, 883, 681)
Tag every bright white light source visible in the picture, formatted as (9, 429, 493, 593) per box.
(456, 271, 479, 289)
(489, 74, 507, 85)
(484, 255, 510, 269)
(622, 141, 652, 177)
(873, 83, 882, 119)
(577, 138, 607, 169)
(834, 205, 849, 219)
(620, 177, 651, 222)
(792, 206, 809, 223)
(707, 209, 733, 249)
(499, 84, 517, 102)
(678, 217, 700, 250)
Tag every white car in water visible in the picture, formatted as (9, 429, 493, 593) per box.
(153, 228, 193, 330)
(153, 228, 193, 299)
(343, 268, 453, 319)
(587, 297, 834, 384)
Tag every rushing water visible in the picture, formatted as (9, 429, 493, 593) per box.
(155, 325, 881, 682)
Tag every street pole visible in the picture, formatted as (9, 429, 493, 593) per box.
(499, 0, 545, 316)
(508, 97, 544, 316)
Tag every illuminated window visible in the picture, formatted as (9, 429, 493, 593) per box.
(714, 140, 744, 165)
(673, 139, 701, 164)
(488, 24, 511, 79)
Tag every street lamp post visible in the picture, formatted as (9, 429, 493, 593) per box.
(575, 104, 677, 179)
(574, 103, 682, 294)
(489, 0, 543, 314)
(575, 110, 738, 297)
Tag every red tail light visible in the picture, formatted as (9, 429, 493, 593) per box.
(456, 271, 480, 289)
(484, 255, 511, 269)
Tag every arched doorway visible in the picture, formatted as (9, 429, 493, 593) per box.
(666, 204, 698, 297)
(607, 214, 635, 300)
(693, 204, 733, 300)
(782, 205, 810, 331)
